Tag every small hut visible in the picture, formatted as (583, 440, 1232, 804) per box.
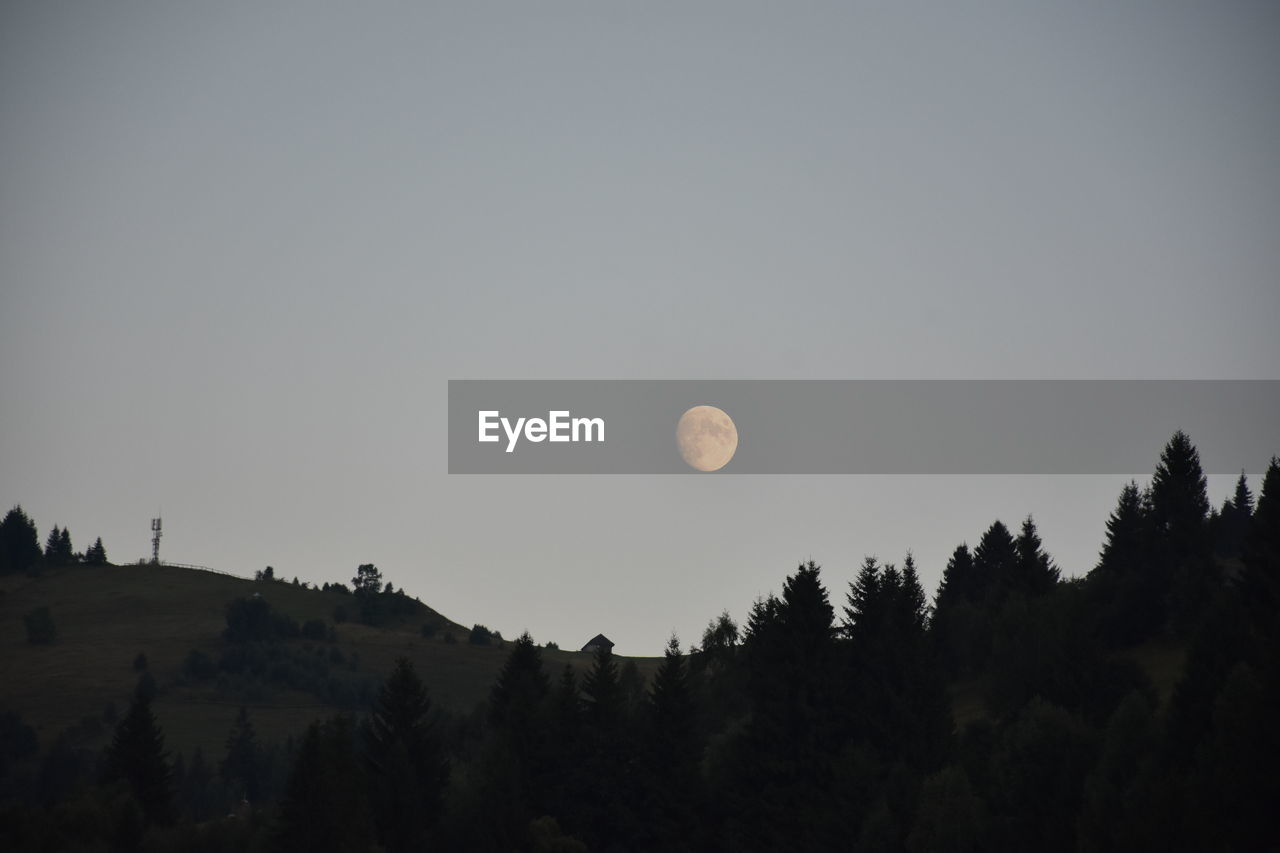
(580, 633, 614, 654)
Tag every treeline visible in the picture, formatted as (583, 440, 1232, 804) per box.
(0, 506, 107, 574)
(0, 431, 1276, 851)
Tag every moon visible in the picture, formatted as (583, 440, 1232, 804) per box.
(676, 405, 738, 472)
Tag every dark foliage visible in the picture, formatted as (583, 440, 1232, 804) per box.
(0, 506, 42, 575)
(24, 606, 57, 644)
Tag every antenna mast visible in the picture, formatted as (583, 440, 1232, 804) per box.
(151, 516, 162, 565)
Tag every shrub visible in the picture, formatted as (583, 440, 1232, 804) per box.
(184, 649, 217, 681)
(23, 607, 56, 644)
(223, 596, 300, 643)
(421, 622, 438, 639)
(301, 619, 329, 642)
(469, 624, 493, 646)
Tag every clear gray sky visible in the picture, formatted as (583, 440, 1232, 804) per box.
(2, 2, 1277, 654)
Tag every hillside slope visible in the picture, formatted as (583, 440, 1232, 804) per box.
(0, 563, 657, 758)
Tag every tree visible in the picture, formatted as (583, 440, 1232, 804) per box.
(220, 707, 262, 803)
(365, 658, 449, 853)
(104, 689, 174, 826)
(1214, 472, 1254, 557)
(1149, 430, 1210, 557)
(490, 632, 550, 730)
(973, 520, 1019, 603)
(1150, 432, 1215, 634)
(643, 635, 702, 850)
(85, 537, 108, 565)
(351, 563, 383, 595)
(907, 765, 984, 853)
(1014, 516, 1060, 596)
(276, 716, 374, 853)
(1091, 481, 1162, 646)
(44, 525, 62, 564)
(0, 505, 42, 575)
(1096, 481, 1149, 578)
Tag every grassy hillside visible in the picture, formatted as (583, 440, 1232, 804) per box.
(0, 563, 659, 759)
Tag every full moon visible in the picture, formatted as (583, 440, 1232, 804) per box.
(676, 405, 739, 472)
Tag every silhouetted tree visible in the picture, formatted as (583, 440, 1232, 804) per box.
(276, 716, 373, 853)
(365, 658, 448, 853)
(0, 505, 42, 575)
(221, 707, 262, 803)
(351, 563, 382, 595)
(1013, 516, 1059, 596)
(724, 561, 841, 850)
(643, 635, 702, 851)
(85, 536, 108, 565)
(104, 689, 174, 826)
(973, 521, 1019, 604)
(1213, 471, 1254, 558)
(1090, 481, 1161, 645)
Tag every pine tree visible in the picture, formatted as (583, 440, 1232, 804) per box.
(577, 643, 635, 848)
(1097, 481, 1149, 576)
(1150, 430, 1211, 557)
(490, 632, 550, 730)
(644, 635, 701, 851)
(845, 557, 883, 639)
(582, 644, 622, 732)
(104, 690, 174, 826)
(365, 658, 448, 853)
(1237, 458, 1279, 663)
(58, 527, 73, 563)
(1215, 471, 1255, 557)
(1014, 516, 1060, 596)
(220, 706, 261, 803)
(85, 536, 108, 565)
(44, 525, 62, 564)
(973, 520, 1019, 602)
(901, 552, 929, 633)
(0, 505, 42, 575)
(277, 716, 374, 853)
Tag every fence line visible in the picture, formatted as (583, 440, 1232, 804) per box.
(159, 561, 255, 580)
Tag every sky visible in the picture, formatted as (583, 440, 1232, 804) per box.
(2, 1, 1278, 655)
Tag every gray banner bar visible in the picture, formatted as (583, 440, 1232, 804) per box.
(447, 380, 1278, 474)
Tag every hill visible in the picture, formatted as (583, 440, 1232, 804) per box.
(0, 562, 659, 758)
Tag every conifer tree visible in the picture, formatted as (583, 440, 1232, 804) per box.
(936, 543, 975, 606)
(1014, 516, 1060, 595)
(277, 717, 373, 853)
(972, 520, 1019, 602)
(85, 536, 108, 565)
(44, 525, 61, 562)
(365, 658, 448, 853)
(644, 635, 701, 851)
(1150, 430, 1211, 557)
(0, 506, 42, 575)
(220, 706, 261, 803)
(1097, 481, 1149, 576)
(104, 689, 174, 826)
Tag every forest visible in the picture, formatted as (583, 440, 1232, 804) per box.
(0, 430, 1276, 852)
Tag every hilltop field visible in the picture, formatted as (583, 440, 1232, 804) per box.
(0, 562, 659, 758)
